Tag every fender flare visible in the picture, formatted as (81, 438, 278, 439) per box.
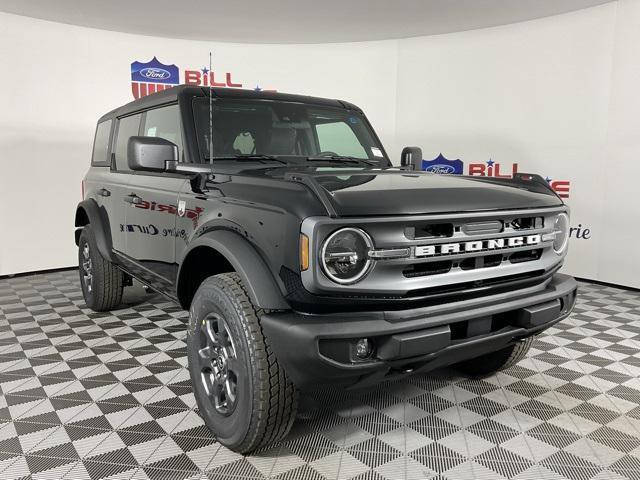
(177, 230, 289, 310)
(74, 199, 117, 263)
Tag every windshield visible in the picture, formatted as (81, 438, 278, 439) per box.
(193, 97, 388, 165)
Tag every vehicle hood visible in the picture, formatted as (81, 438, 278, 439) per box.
(301, 170, 562, 216)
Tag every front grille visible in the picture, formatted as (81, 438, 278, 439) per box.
(509, 248, 543, 264)
(384, 211, 558, 284)
(405, 269, 548, 299)
(460, 253, 503, 271)
(511, 216, 544, 230)
(403, 247, 544, 278)
(403, 260, 452, 278)
(301, 206, 566, 298)
(462, 220, 503, 235)
(405, 222, 453, 239)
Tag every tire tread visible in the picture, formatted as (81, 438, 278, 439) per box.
(79, 225, 123, 311)
(201, 273, 298, 452)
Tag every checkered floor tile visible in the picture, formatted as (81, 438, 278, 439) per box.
(0, 270, 639, 480)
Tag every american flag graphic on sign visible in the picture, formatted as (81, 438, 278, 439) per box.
(130, 57, 180, 99)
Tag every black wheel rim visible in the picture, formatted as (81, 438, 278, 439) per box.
(197, 313, 239, 416)
(81, 242, 93, 294)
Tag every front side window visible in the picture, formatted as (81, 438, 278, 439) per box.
(114, 114, 142, 171)
(143, 104, 183, 160)
(192, 98, 387, 165)
(91, 120, 112, 166)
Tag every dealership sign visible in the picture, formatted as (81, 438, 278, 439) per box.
(569, 223, 591, 240)
(467, 160, 571, 199)
(468, 159, 517, 178)
(421, 155, 571, 199)
(131, 57, 180, 99)
(422, 153, 464, 174)
(131, 56, 274, 100)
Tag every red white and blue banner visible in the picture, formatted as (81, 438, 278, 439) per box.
(130, 57, 180, 99)
(130, 56, 275, 100)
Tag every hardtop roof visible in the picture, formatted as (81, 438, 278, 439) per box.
(98, 85, 360, 123)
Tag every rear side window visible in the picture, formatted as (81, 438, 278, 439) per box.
(142, 104, 183, 160)
(114, 114, 142, 171)
(91, 120, 112, 166)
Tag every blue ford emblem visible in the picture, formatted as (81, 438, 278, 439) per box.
(426, 164, 455, 174)
(140, 67, 171, 80)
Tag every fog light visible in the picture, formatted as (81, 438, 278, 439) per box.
(355, 338, 373, 359)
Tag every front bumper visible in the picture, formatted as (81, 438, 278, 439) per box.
(261, 273, 577, 389)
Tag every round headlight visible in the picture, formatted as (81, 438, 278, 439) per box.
(320, 228, 373, 284)
(552, 213, 570, 254)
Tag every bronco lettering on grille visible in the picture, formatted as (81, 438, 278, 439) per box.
(415, 234, 541, 257)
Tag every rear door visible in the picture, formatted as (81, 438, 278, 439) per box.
(123, 104, 188, 292)
(84, 120, 126, 252)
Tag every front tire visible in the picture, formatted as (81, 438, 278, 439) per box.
(78, 225, 124, 311)
(456, 336, 535, 377)
(187, 273, 298, 453)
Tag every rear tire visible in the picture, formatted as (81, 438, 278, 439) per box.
(187, 273, 298, 453)
(78, 225, 124, 311)
(456, 336, 535, 377)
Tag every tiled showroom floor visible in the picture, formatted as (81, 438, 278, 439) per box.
(0, 270, 639, 480)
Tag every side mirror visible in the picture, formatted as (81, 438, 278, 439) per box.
(400, 146, 423, 171)
(127, 136, 178, 172)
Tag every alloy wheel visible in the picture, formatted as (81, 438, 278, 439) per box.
(81, 243, 93, 293)
(197, 313, 239, 415)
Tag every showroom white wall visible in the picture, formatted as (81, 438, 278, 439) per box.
(1, 2, 639, 288)
(598, 0, 640, 288)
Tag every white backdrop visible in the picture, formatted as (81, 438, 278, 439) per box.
(1, 1, 639, 288)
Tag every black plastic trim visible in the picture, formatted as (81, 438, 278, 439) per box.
(74, 199, 117, 263)
(284, 172, 338, 218)
(176, 229, 289, 310)
(260, 273, 577, 389)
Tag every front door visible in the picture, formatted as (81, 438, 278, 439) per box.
(124, 174, 187, 291)
(122, 104, 187, 293)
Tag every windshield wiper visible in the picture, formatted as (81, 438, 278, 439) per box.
(306, 155, 377, 166)
(209, 154, 287, 164)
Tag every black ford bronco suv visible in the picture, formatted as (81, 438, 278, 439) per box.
(75, 85, 577, 453)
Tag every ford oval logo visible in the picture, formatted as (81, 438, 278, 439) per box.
(426, 164, 455, 174)
(140, 67, 171, 80)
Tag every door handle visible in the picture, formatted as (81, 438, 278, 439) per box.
(124, 193, 142, 205)
(97, 188, 111, 197)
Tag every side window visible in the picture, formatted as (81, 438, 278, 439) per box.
(142, 104, 183, 160)
(114, 114, 142, 171)
(315, 121, 367, 158)
(91, 120, 112, 166)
